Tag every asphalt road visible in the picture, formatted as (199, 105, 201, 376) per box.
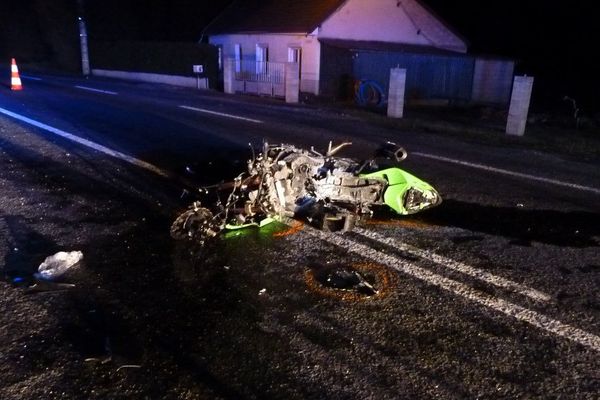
(1, 71, 599, 399)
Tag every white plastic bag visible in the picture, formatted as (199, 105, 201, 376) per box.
(34, 251, 83, 280)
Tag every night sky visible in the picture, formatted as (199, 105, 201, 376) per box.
(85, 0, 232, 41)
(1, 0, 597, 113)
(426, 1, 597, 112)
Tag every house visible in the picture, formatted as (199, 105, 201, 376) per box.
(205, 0, 514, 105)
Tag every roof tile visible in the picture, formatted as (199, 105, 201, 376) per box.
(205, 0, 346, 34)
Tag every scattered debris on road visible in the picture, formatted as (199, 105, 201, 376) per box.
(34, 250, 83, 280)
(305, 262, 397, 301)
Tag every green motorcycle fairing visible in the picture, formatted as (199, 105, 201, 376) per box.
(361, 168, 441, 215)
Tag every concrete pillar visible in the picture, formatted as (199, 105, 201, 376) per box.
(223, 58, 234, 94)
(78, 18, 90, 76)
(506, 75, 534, 136)
(387, 68, 407, 118)
(285, 62, 300, 103)
(77, 0, 90, 76)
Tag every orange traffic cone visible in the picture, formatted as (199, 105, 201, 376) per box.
(11, 58, 23, 91)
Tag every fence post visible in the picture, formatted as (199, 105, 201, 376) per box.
(506, 75, 534, 136)
(285, 62, 300, 103)
(387, 67, 406, 118)
(223, 58, 234, 94)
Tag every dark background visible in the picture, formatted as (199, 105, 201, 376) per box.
(426, 1, 598, 114)
(0, 0, 597, 114)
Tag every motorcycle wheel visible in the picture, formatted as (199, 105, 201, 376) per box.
(170, 207, 217, 242)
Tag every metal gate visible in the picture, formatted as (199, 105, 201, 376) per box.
(233, 61, 286, 98)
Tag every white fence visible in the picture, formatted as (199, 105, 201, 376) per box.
(232, 60, 286, 97)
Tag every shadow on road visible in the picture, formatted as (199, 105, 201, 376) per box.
(418, 199, 600, 247)
(2, 215, 59, 284)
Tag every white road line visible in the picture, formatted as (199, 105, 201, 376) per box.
(0, 107, 169, 178)
(353, 227, 551, 302)
(75, 85, 118, 95)
(303, 228, 600, 351)
(413, 152, 600, 195)
(179, 105, 263, 124)
(20, 75, 42, 81)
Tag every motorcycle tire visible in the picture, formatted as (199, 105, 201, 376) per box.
(170, 207, 217, 242)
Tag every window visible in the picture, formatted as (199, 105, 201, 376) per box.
(234, 44, 242, 73)
(217, 45, 223, 71)
(256, 44, 268, 74)
(288, 47, 301, 64)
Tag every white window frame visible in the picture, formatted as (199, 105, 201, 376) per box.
(216, 45, 223, 71)
(256, 44, 268, 74)
(234, 44, 242, 73)
(288, 47, 301, 63)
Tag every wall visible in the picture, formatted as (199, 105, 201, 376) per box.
(92, 69, 209, 89)
(348, 50, 474, 102)
(319, 43, 354, 100)
(321, 46, 515, 105)
(210, 33, 321, 94)
(471, 58, 515, 105)
(318, 0, 467, 53)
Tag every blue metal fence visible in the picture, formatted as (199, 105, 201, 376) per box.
(352, 51, 475, 102)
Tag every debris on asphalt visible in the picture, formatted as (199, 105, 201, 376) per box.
(305, 262, 397, 301)
(34, 251, 83, 281)
(116, 364, 142, 372)
(320, 266, 378, 296)
(25, 281, 76, 293)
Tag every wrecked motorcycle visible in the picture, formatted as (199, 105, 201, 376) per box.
(170, 141, 441, 244)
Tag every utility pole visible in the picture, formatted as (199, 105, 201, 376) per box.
(77, 0, 90, 76)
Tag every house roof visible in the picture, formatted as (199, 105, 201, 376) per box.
(203, 0, 346, 35)
(203, 0, 467, 53)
